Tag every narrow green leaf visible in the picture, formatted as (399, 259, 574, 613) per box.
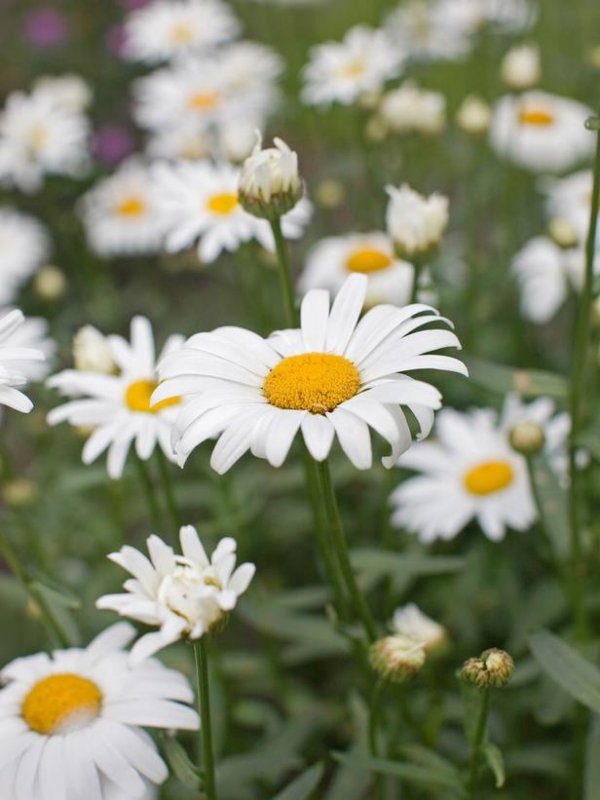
(529, 631, 600, 713)
(332, 752, 462, 790)
(528, 456, 569, 558)
(465, 357, 568, 399)
(273, 763, 324, 800)
(160, 733, 202, 791)
(585, 716, 600, 799)
(484, 743, 505, 788)
(350, 549, 465, 579)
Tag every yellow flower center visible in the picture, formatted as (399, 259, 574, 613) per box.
(116, 196, 147, 218)
(518, 106, 555, 127)
(22, 673, 102, 735)
(263, 353, 361, 414)
(170, 22, 194, 44)
(28, 126, 48, 152)
(188, 91, 220, 111)
(463, 460, 514, 496)
(346, 247, 393, 274)
(125, 379, 180, 413)
(207, 193, 239, 216)
(340, 59, 366, 78)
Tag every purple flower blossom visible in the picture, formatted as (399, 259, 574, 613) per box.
(24, 8, 69, 48)
(93, 124, 137, 167)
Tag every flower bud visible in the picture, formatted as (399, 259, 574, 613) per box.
(456, 96, 491, 136)
(369, 634, 426, 683)
(315, 179, 345, 210)
(385, 184, 449, 261)
(379, 83, 446, 136)
(239, 134, 303, 220)
(34, 265, 66, 301)
(500, 43, 541, 90)
(548, 218, 579, 249)
(73, 326, 116, 374)
(3, 478, 36, 507)
(392, 603, 447, 654)
(509, 420, 545, 456)
(459, 648, 514, 688)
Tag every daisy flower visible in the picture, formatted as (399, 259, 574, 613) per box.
(302, 25, 404, 107)
(123, 0, 240, 64)
(153, 159, 311, 263)
(47, 316, 184, 480)
(489, 92, 595, 173)
(79, 158, 166, 258)
(298, 232, 414, 307)
(0, 622, 198, 800)
(392, 603, 447, 651)
(0, 309, 45, 413)
(503, 393, 570, 481)
(153, 273, 467, 473)
(543, 170, 598, 244)
(32, 73, 92, 113)
(384, 0, 474, 62)
(97, 526, 255, 662)
(390, 393, 567, 543)
(378, 82, 446, 136)
(0, 312, 54, 382)
(0, 207, 49, 306)
(0, 86, 89, 193)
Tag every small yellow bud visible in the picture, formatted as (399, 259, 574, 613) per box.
(509, 420, 545, 456)
(34, 265, 66, 302)
(459, 648, 514, 688)
(369, 635, 426, 684)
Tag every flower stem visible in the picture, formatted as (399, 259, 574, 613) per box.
(193, 639, 218, 800)
(368, 680, 385, 800)
(134, 455, 162, 530)
(313, 459, 377, 643)
(155, 449, 181, 538)
(567, 117, 600, 639)
(269, 216, 296, 327)
(465, 687, 491, 799)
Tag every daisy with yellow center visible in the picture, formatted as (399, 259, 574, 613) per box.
(0, 623, 198, 799)
(299, 232, 414, 307)
(490, 91, 595, 173)
(47, 316, 184, 479)
(153, 160, 312, 263)
(152, 274, 466, 473)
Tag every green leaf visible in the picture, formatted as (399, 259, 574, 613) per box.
(528, 456, 569, 559)
(332, 752, 462, 790)
(529, 631, 600, 713)
(484, 743, 505, 788)
(273, 764, 324, 800)
(350, 549, 465, 580)
(585, 716, 600, 799)
(465, 357, 568, 399)
(160, 733, 202, 791)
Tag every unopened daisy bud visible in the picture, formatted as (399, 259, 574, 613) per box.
(456, 95, 491, 136)
(3, 478, 36, 507)
(239, 134, 303, 220)
(509, 420, 545, 456)
(548, 218, 579, 249)
(34, 265, 66, 301)
(315, 178, 345, 209)
(369, 634, 426, 684)
(501, 43, 541, 90)
(73, 326, 116, 374)
(459, 648, 514, 689)
(385, 184, 449, 261)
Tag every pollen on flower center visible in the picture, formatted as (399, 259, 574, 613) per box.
(116, 196, 147, 218)
(125, 379, 180, 413)
(518, 107, 555, 126)
(346, 248, 393, 274)
(207, 193, 239, 215)
(22, 673, 102, 735)
(463, 460, 514, 496)
(170, 22, 194, 44)
(340, 59, 366, 78)
(188, 90, 220, 111)
(263, 353, 361, 414)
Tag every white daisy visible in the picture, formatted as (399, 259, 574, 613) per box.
(153, 159, 311, 263)
(47, 316, 184, 480)
(298, 232, 414, 307)
(392, 603, 446, 651)
(302, 25, 403, 107)
(543, 170, 597, 244)
(378, 82, 446, 136)
(79, 158, 166, 258)
(384, 0, 474, 62)
(153, 273, 467, 473)
(97, 526, 255, 663)
(0, 312, 54, 382)
(0, 207, 49, 306)
(32, 73, 92, 113)
(123, 0, 240, 64)
(0, 309, 45, 413)
(489, 92, 595, 173)
(0, 622, 198, 800)
(391, 405, 536, 542)
(0, 86, 89, 193)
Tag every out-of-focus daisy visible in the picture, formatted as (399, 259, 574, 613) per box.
(153, 274, 467, 473)
(302, 25, 403, 107)
(392, 603, 447, 651)
(0, 622, 198, 799)
(384, 0, 474, 62)
(489, 92, 595, 173)
(97, 526, 255, 662)
(47, 316, 184, 480)
(123, 0, 240, 64)
(456, 95, 491, 135)
(386, 184, 449, 261)
(500, 42, 541, 90)
(73, 325, 116, 374)
(79, 158, 166, 258)
(0, 208, 49, 306)
(544, 170, 598, 244)
(32, 73, 92, 112)
(512, 236, 599, 323)
(298, 232, 414, 307)
(0, 85, 89, 193)
(0, 309, 45, 413)
(377, 82, 446, 136)
(153, 159, 311, 263)
(0, 312, 54, 382)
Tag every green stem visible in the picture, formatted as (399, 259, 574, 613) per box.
(194, 639, 218, 800)
(369, 680, 385, 800)
(155, 449, 181, 538)
(567, 116, 600, 639)
(313, 460, 377, 643)
(134, 455, 163, 530)
(269, 216, 296, 327)
(465, 688, 491, 799)
(525, 457, 565, 579)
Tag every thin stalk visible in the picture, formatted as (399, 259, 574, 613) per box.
(193, 639, 218, 800)
(313, 460, 377, 643)
(567, 116, 600, 639)
(525, 456, 565, 579)
(368, 680, 385, 800)
(155, 448, 181, 537)
(269, 216, 296, 327)
(465, 688, 491, 800)
(134, 455, 162, 530)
